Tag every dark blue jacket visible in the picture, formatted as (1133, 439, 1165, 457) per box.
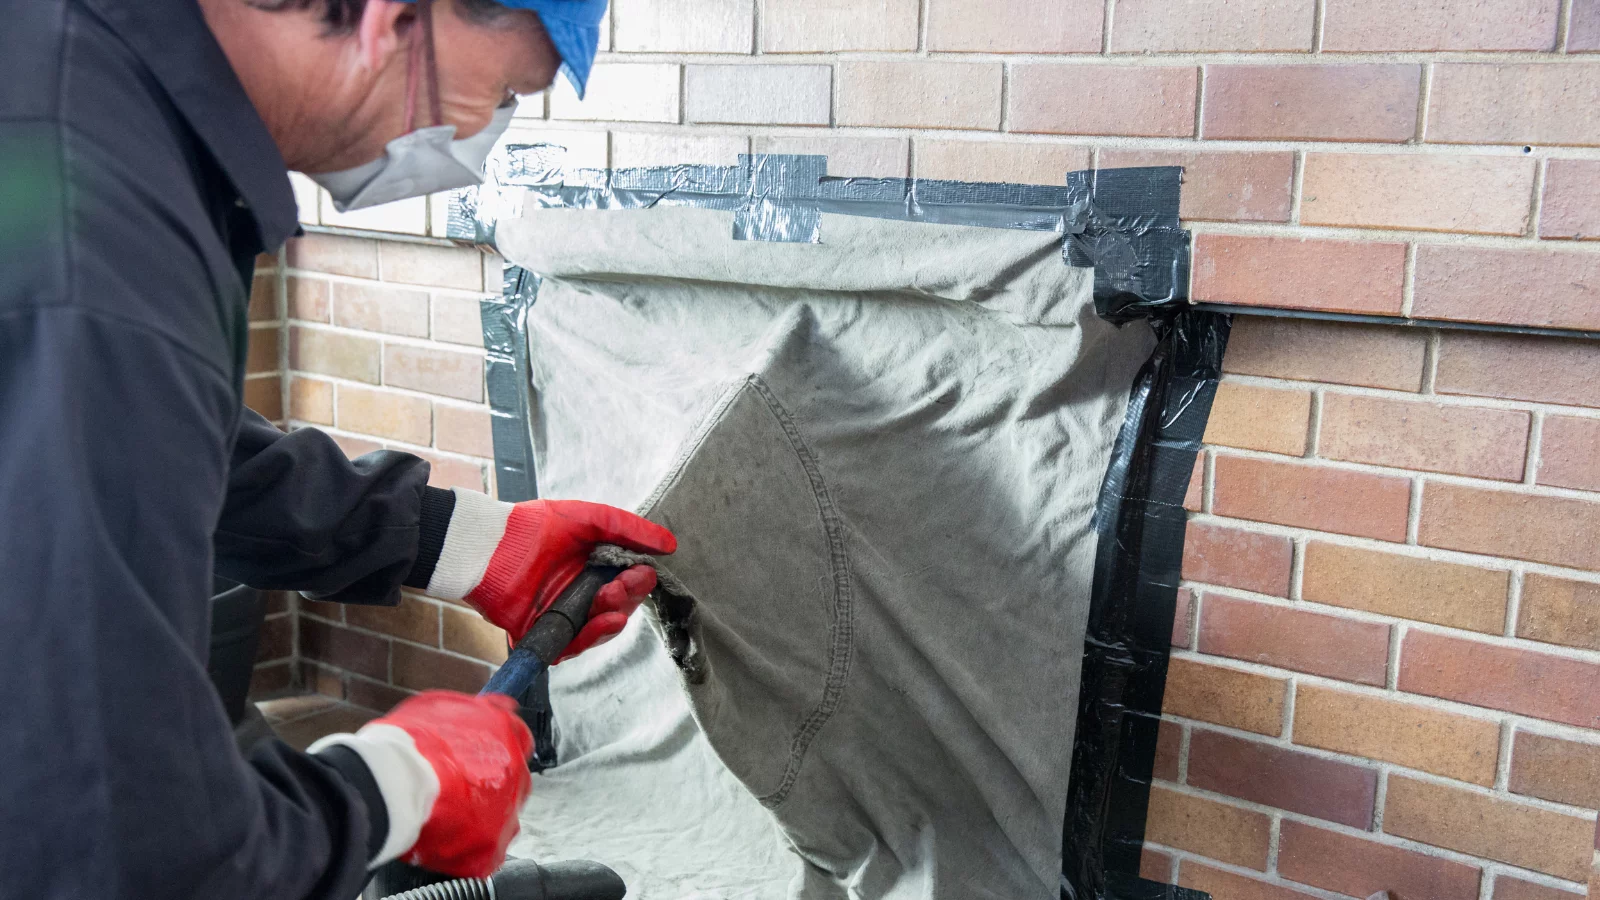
(0, 1, 456, 896)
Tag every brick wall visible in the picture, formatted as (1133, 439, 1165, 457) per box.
(244, 2, 1600, 897)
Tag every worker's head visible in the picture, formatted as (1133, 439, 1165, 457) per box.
(202, 0, 602, 205)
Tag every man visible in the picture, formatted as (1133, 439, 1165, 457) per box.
(0, 0, 674, 897)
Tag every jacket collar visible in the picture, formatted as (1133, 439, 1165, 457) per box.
(82, 0, 300, 250)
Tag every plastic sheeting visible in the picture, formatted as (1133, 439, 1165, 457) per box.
(466, 151, 1220, 900)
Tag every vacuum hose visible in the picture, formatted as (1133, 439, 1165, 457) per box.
(376, 859, 627, 900)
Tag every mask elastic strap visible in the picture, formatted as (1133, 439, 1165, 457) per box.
(402, 0, 443, 133)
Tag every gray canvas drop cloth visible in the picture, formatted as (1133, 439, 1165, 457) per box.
(497, 207, 1155, 899)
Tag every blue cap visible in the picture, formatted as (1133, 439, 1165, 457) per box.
(401, 0, 608, 98)
(497, 0, 608, 98)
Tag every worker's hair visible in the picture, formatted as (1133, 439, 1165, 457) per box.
(246, 0, 513, 34)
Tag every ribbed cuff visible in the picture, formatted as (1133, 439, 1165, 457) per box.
(424, 489, 514, 601)
(404, 486, 457, 590)
(310, 725, 441, 868)
(314, 744, 390, 863)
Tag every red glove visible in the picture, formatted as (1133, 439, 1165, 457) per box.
(419, 490, 677, 649)
(311, 691, 534, 879)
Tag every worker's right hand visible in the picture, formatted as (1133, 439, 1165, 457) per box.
(310, 691, 533, 879)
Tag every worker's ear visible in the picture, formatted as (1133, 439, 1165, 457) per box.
(354, 0, 414, 71)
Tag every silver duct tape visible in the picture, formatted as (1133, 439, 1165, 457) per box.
(451, 147, 1187, 321)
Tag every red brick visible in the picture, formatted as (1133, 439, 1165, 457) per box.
(1154, 718, 1182, 782)
(1541, 160, 1600, 240)
(430, 295, 487, 347)
(383, 345, 483, 403)
(1182, 521, 1293, 596)
(244, 376, 283, 422)
(753, 136, 909, 179)
(345, 676, 412, 714)
(329, 432, 382, 459)
(289, 377, 334, 425)
(1277, 819, 1483, 900)
(1384, 775, 1593, 881)
(1139, 847, 1172, 883)
(1184, 455, 1204, 513)
(1399, 629, 1600, 729)
(413, 450, 487, 493)
(1145, 785, 1272, 870)
(612, 0, 752, 53)
(1414, 246, 1600, 332)
(434, 404, 495, 458)
(255, 615, 292, 663)
(1188, 729, 1377, 827)
(299, 661, 348, 699)
(248, 661, 293, 699)
(1202, 64, 1421, 142)
(249, 273, 278, 321)
(1097, 150, 1294, 222)
(1574, 0, 1600, 51)
(344, 595, 440, 647)
(914, 139, 1091, 185)
(1178, 862, 1321, 900)
(837, 62, 1002, 130)
(1436, 332, 1600, 410)
(1301, 153, 1536, 235)
(1193, 235, 1407, 315)
(549, 64, 680, 124)
(1430, 64, 1600, 147)
(379, 243, 483, 291)
(286, 233, 379, 279)
(760, 0, 919, 52)
(1323, 0, 1560, 51)
(1162, 657, 1287, 736)
(1418, 482, 1600, 572)
(289, 326, 381, 384)
(613, 133, 752, 170)
(1493, 876, 1585, 900)
(1301, 542, 1510, 634)
(1202, 381, 1312, 456)
(685, 65, 832, 127)
(1199, 593, 1390, 685)
(1111, 0, 1314, 52)
(336, 385, 432, 446)
(331, 282, 429, 337)
(1173, 587, 1195, 648)
(1510, 730, 1600, 809)
(391, 643, 492, 694)
(1318, 393, 1530, 481)
(1212, 454, 1412, 542)
(1223, 317, 1427, 392)
(443, 607, 511, 665)
(299, 619, 389, 681)
(1518, 574, 1600, 652)
(1293, 684, 1502, 786)
(926, 0, 1104, 53)
(287, 276, 330, 323)
(1009, 65, 1198, 138)
(246, 328, 279, 375)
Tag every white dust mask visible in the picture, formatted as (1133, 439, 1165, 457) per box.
(308, 0, 515, 212)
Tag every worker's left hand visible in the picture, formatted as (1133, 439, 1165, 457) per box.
(309, 691, 533, 878)
(424, 491, 676, 648)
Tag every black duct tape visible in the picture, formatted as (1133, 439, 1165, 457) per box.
(1064, 309, 1230, 900)
(469, 152, 1217, 900)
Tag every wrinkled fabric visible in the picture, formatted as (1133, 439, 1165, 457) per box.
(501, 208, 1154, 899)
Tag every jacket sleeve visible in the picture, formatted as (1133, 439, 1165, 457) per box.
(0, 306, 383, 900)
(214, 410, 455, 606)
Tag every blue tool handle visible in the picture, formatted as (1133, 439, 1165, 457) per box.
(479, 565, 624, 698)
